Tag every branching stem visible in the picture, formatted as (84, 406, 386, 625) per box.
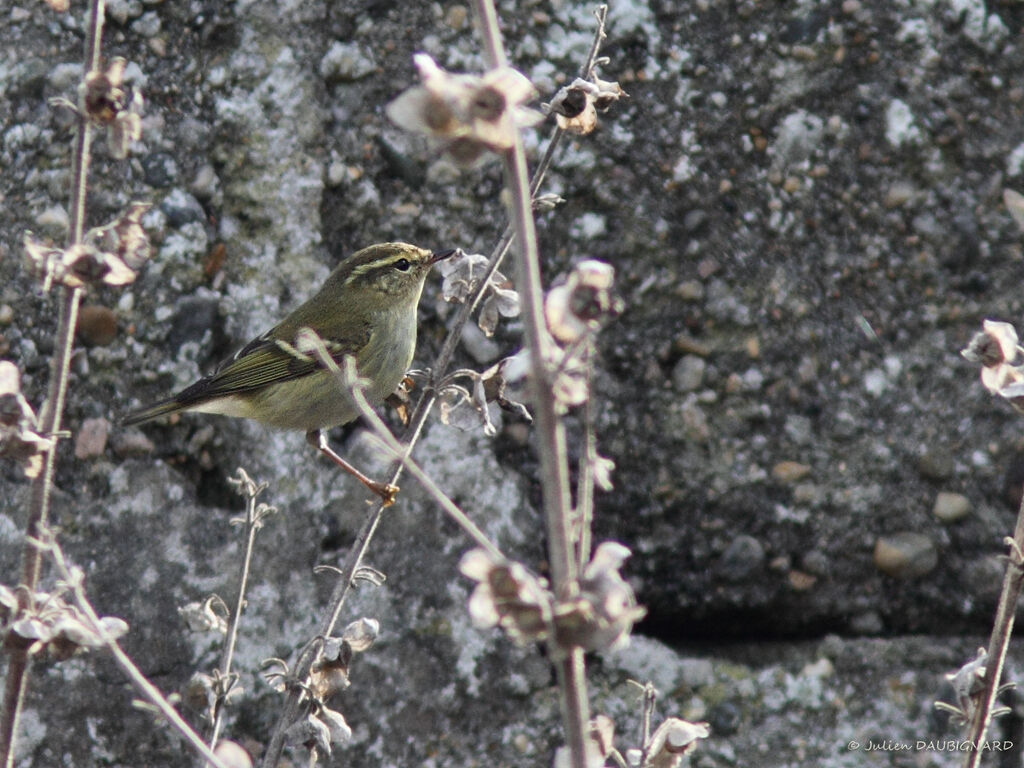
(964, 489, 1024, 768)
(1, 2, 104, 765)
(208, 471, 273, 756)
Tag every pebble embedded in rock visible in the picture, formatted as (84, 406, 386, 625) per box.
(788, 570, 816, 591)
(683, 209, 709, 234)
(168, 295, 221, 347)
(717, 534, 766, 582)
(848, 610, 884, 635)
(783, 414, 813, 445)
(190, 164, 219, 201)
(675, 280, 705, 301)
(884, 181, 915, 208)
(932, 492, 971, 523)
(160, 188, 205, 227)
(917, 449, 954, 481)
(110, 430, 156, 458)
(141, 152, 179, 188)
(75, 417, 110, 459)
(672, 355, 706, 392)
(76, 305, 118, 347)
(672, 334, 711, 357)
(873, 532, 937, 578)
(772, 460, 811, 483)
(444, 4, 469, 29)
(320, 41, 377, 82)
(35, 204, 69, 235)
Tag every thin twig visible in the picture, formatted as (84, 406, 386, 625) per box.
(575, 369, 596, 574)
(964, 490, 1024, 768)
(41, 531, 231, 768)
(0, 2, 104, 765)
(208, 471, 274, 756)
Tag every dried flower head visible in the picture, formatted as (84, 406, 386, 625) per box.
(181, 672, 220, 719)
(84, 201, 152, 270)
(643, 718, 711, 767)
(76, 57, 144, 158)
(24, 203, 151, 291)
(0, 361, 53, 479)
(310, 618, 380, 701)
(438, 250, 521, 336)
(285, 703, 352, 757)
(285, 712, 333, 755)
(386, 54, 544, 167)
(178, 596, 229, 634)
(553, 542, 646, 652)
(961, 320, 1024, 412)
(439, 377, 496, 436)
(2, 587, 127, 660)
(544, 71, 626, 135)
(933, 647, 1012, 725)
(459, 549, 552, 644)
(545, 260, 622, 344)
(438, 358, 533, 436)
(502, 344, 590, 414)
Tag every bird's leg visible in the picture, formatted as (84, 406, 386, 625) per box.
(307, 430, 399, 507)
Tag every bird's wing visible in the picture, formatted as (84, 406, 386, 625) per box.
(176, 325, 371, 403)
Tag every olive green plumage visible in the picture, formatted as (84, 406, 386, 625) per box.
(123, 242, 453, 432)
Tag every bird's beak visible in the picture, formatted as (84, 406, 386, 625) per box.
(429, 248, 460, 265)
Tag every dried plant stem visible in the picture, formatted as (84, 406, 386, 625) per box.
(964, 491, 1024, 768)
(208, 474, 269, 753)
(575, 377, 597, 573)
(38, 532, 230, 768)
(475, 1, 592, 766)
(0, 2, 104, 765)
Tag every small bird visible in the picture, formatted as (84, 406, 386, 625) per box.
(123, 242, 455, 503)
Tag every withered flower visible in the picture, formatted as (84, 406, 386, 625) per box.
(502, 345, 590, 413)
(545, 260, 621, 344)
(84, 201, 152, 270)
(3, 587, 127, 660)
(438, 357, 532, 436)
(459, 548, 551, 644)
(285, 704, 352, 756)
(285, 712, 333, 755)
(79, 57, 144, 158)
(0, 361, 53, 479)
(642, 718, 711, 767)
(544, 73, 626, 135)
(438, 250, 520, 336)
(933, 647, 1012, 725)
(178, 596, 229, 634)
(553, 542, 646, 652)
(310, 618, 380, 701)
(181, 672, 220, 720)
(961, 320, 1024, 412)
(24, 203, 151, 291)
(386, 53, 544, 167)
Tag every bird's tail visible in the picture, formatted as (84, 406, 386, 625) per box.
(120, 398, 183, 427)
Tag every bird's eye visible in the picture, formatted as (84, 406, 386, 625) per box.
(393, 258, 411, 272)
